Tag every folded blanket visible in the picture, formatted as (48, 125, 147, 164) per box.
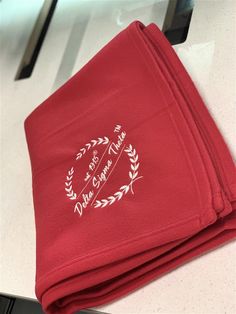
(24, 21, 236, 314)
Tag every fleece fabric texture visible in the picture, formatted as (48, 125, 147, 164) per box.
(24, 21, 236, 314)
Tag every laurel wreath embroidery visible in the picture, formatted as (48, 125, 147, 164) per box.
(65, 167, 77, 200)
(94, 144, 143, 208)
(76, 136, 109, 160)
(65, 136, 109, 201)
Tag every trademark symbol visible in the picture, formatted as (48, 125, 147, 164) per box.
(114, 124, 121, 133)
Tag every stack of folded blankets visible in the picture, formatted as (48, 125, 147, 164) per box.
(24, 21, 236, 314)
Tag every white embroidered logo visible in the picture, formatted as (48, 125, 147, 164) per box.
(65, 124, 143, 216)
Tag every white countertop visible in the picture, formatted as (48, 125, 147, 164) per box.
(1, 0, 236, 313)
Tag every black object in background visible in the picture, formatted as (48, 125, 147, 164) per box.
(163, 0, 194, 45)
(0, 294, 107, 314)
(0, 294, 45, 314)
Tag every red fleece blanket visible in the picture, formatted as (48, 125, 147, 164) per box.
(24, 21, 236, 314)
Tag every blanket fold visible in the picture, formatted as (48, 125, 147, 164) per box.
(24, 21, 236, 314)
